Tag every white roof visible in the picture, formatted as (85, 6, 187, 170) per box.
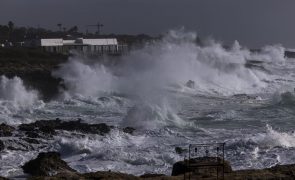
(39, 38, 118, 46)
(82, 39, 118, 45)
(40, 39, 63, 46)
(63, 40, 75, 45)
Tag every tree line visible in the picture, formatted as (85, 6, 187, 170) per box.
(0, 21, 156, 47)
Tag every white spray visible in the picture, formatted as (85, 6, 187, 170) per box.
(53, 30, 286, 128)
(0, 76, 40, 117)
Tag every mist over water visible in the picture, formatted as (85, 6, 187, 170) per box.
(2, 30, 295, 177)
(54, 30, 284, 99)
(0, 76, 39, 107)
(52, 60, 115, 97)
(0, 76, 43, 125)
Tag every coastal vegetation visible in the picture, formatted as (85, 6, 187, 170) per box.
(0, 21, 155, 47)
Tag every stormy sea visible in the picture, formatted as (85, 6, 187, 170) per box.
(1, 30, 295, 177)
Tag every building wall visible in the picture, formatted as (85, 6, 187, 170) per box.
(36, 38, 126, 55)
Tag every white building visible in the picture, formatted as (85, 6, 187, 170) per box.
(29, 38, 126, 54)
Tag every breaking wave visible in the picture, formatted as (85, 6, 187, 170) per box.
(260, 124, 295, 148)
(2, 29, 295, 177)
(0, 76, 41, 117)
(52, 59, 115, 97)
(51, 30, 289, 129)
(53, 30, 286, 99)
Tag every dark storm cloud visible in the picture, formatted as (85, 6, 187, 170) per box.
(1, 0, 295, 47)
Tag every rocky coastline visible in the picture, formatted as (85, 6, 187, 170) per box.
(1, 119, 295, 179)
(2, 48, 295, 179)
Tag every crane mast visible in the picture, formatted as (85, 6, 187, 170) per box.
(86, 22, 104, 35)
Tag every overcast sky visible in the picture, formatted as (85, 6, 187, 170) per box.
(1, 0, 295, 48)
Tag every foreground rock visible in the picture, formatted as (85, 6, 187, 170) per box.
(172, 157, 232, 176)
(185, 80, 195, 88)
(22, 152, 295, 179)
(29, 172, 175, 180)
(230, 164, 295, 179)
(123, 127, 136, 135)
(22, 152, 76, 176)
(0, 120, 134, 154)
(0, 140, 4, 151)
(0, 123, 15, 137)
(82, 171, 140, 180)
(23, 152, 178, 180)
(172, 157, 295, 179)
(19, 119, 112, 136)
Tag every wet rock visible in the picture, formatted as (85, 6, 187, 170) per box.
(232, 93, 249, 98)
(99, 96, 110, 102)
(59, 120, 111, 135)
(19, 119, 60, 133)
(39, 126, 56, 135)
(0, 123, 15, 137)
(185, 80, 195, 88)
(171, 160, 187, 176)
(25, 131, 41, 138)
(140, 173, 166, 178)
(0, 140, 4, 151)
(0, 177, 9, 180)
(22, 138, 40, 144)
(28, 171, 142, 180)
(230, 164, 295, 179)
(175, 147, 187, 155)
(82, 171, 139, 180)
(29, 171, 81, 180)
(22, 152, 76, 176)
(19, 124, 37, 132)
(171, 157, 232, 176)
(19, 119, 111, 136)
(123, 127, 136, 135)
(6, 139, 34, 151)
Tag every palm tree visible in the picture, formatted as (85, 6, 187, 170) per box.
(57, 23, 62, 31)
(7, 21, 14, 40)
(68, 26, 78, 34)
(8, 21, 14, 32)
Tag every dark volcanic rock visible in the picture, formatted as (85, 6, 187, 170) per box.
(6, 139, 34, 151)
(82, 171, 140, 180)
(22, 138, 40, 144)
(28, 171, 142, 180)
(123, 127, 136, 135)
(22, 152, 76, 176)
(230, 164, 295, 179)
(0, 123, 15, 137)
(175, 147, 187, 155)
(19, 119, 111, 136)
(19, 119, 61, 133)
(59, 120, 111, 135)
(25, 131, 42, 138)
(39, 125, 56, 135)
(21, 154, 295, 180)
(140, 173, 166, 178)
(185, 80, 195, 88)
(171, 160, 187, 176)
(0, 140, 4, 151)
(171, 157, 232, 176)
